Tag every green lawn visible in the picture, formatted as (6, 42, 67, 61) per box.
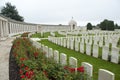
(31, 32, 50, 38)
(54, 32, 66, 37)
(39, 40, 120, 80)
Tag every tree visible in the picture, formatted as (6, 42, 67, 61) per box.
(87, 23, 93, 30)
(114, 24, 119, 29)
(99, 19, 115, 31)
(0, 2, 24, 21)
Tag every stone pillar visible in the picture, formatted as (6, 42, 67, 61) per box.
(0, 20, 4, 37)
(16, 24, 18, 33)
(9, 23, 12, 34)
(5, 21, 9, 36)
(2, 21, 6, 37)
(12, 23, 14, 33)
(15, 23, 17, 33)
(13, 23, 15, 33)
(21, 24, 23, 33)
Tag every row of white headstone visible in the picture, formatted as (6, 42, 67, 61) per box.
(48, 36, 120, 64)
(59, 30, 120, 37)
(50, 32, 55, 37)
(31, 40, 115, 80)
(51, 32, 120, 48)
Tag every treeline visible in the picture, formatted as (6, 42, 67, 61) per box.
(87, 19, 120, 30)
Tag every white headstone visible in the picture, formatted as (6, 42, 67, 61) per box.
(82, 62, 93, 77)
(80, 42, 84, 53)
(105, 41, 109, 47)
(58, 38, 61, 45)
(102, 46, 109, 61)
(69, 57, 77, 68)
(60, 37, 63, 46)
(32, 41, 41, 49)
(94, 40, 98, 45)
(75, 41, 79, 51)
(54, 50, 59, 63)
(70, 39, 74, 50)
(60, 53, 67, 65)
(86, 44, 91, 56)
(98, 69, 115, 80)
(111, 47, 119, 64)
(99, 41, 103, 47)
(78, 38, 81, 42)
(41, 44, 44, 50)
(63, 38, 66, 47)
(44, 46, 49, 57)
(93, 44, 99, 58)
(85, 39, 88, 44)
(112, 41, 117, 47)
(55, 38, 57, 44)
(48, 48, 53, 58)
(67, 38, 70, 49)
(81, 38, 84, 43)
(89, 38, 92, 45)
(39, 43, 41, 48)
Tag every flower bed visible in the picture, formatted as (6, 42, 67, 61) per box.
(21, 32, 29, 37)
(11, 38, 86, 80)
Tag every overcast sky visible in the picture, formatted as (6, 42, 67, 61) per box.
(0, 0, 120, 26)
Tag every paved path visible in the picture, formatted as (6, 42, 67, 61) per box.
(0, 38, 14, 80)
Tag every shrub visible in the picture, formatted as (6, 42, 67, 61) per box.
(12, 38, 86, 80)
(21, 32, 29, 37)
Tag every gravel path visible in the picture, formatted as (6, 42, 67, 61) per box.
(0, 38, 14, 80)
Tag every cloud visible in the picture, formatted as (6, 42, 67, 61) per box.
(0, 0, 120, 26)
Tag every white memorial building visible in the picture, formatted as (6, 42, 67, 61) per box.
(0, 14, 86, 39)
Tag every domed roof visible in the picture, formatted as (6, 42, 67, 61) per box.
(69, 17, 77, 25)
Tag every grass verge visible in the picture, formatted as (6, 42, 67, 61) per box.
(39, 40, 120, 80)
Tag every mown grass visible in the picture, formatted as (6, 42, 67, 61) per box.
(31, 32, 50, 38)
(39, 40, 120, 80)
(54, 32, 66, 37)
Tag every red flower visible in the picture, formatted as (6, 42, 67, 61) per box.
(25, 66, 29, 71)
(21, 64, 24, 68)
(64, 66, 69, 70)
(25, 71, 31, 79)
(13, 45, 16, 48)
(43, 71, 48, 77)
(69, 68, 75, 72)
(34, 52, 39, 57)
(77, 66, 84, 73)
(25, 70, 34, 79)
(29, 70, 34, 76)
(20, 75, 25, 79)
(64, 66, 75, 73)
(20, 57, 26, 61)
(13, 53, 18, 57)
(17, 41, 20, 45)
(19, 69, 23, 74)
